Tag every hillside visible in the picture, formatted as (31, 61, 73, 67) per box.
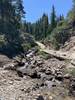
(61, 36, 75, 52)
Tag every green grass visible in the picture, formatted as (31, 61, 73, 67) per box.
(37, 50, 51, 60)
(64, 68, 75, 77)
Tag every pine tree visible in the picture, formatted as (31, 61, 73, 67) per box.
(50, 5, 56, 31)
(67, 0, 75, 26)
(0, 0, 4, 33)
(0, 0, 25, 55)
(33, 14, 49, 40)
(42, 14, 49, 38)
(15, 0, 25, 22)
(72, 0, 75, 22)
(0, 0, 11, 33)
(59, 14, 64, 21)
(73, 0, 75, 9)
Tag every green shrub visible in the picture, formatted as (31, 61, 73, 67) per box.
(21, 33, 36, 52)
(0, 35, 6, 47)
(50, 22, 70, 50)
(22, 43, 32, 52)
(70, 68, 75, 77)
(64, 68, 75, 77)
(37, 51, 51, 59)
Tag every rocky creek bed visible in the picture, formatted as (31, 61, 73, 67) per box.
(0, 48, 75, 100)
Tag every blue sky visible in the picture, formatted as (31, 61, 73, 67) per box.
(23, 0, 72, 23)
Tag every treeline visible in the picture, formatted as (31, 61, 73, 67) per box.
(23, 0, 75, 49)
(23, 5, 64, 40)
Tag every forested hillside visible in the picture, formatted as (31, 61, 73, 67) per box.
(0, 0, 36, 57)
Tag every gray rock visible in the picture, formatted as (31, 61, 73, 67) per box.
(45, 69, 52, 75)
(55, 74, 63, 81)
(17, 66, 41, 78)
(36, 60, 43, 66)
(69, 78, 75, 96)
(26, 48, 38, 58)
(71, 60, 75, 66)
(64, 74, 71, 79)
(26, 51, 34, 58)
(0, 97, 4, 100)
(3, 63, 16, 70)
(39, 72, 53, 81)
(45, 80, 54, 89)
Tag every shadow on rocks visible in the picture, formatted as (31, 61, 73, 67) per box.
(36, 95, 44, 100)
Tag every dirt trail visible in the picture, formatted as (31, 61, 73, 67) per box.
(36, 41, 75, 60)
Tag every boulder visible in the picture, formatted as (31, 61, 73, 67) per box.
(45, 80, 55, 89)
(3, 63, 16, 70)
(69, 78, 75, 96)
(39, 72, 54, 81)
(55, 74, 63, 81)
(64, 74, 71, 79)
(45, 69, 52, 75)
(26, 48, 38, 58)
(17, 67, 40, 78)
(36, 60, 44, 66)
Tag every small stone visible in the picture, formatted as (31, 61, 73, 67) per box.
(45, 69, 52, 75)
(64, 74, 71, 79)
(8, 81, 13, 85)
(49, 96, 53, 100)
(3, 63, 15, 70)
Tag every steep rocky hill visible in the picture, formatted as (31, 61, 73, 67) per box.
(61, 36, 75, 52)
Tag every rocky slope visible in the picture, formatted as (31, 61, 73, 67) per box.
(61, 36, 75, 52)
